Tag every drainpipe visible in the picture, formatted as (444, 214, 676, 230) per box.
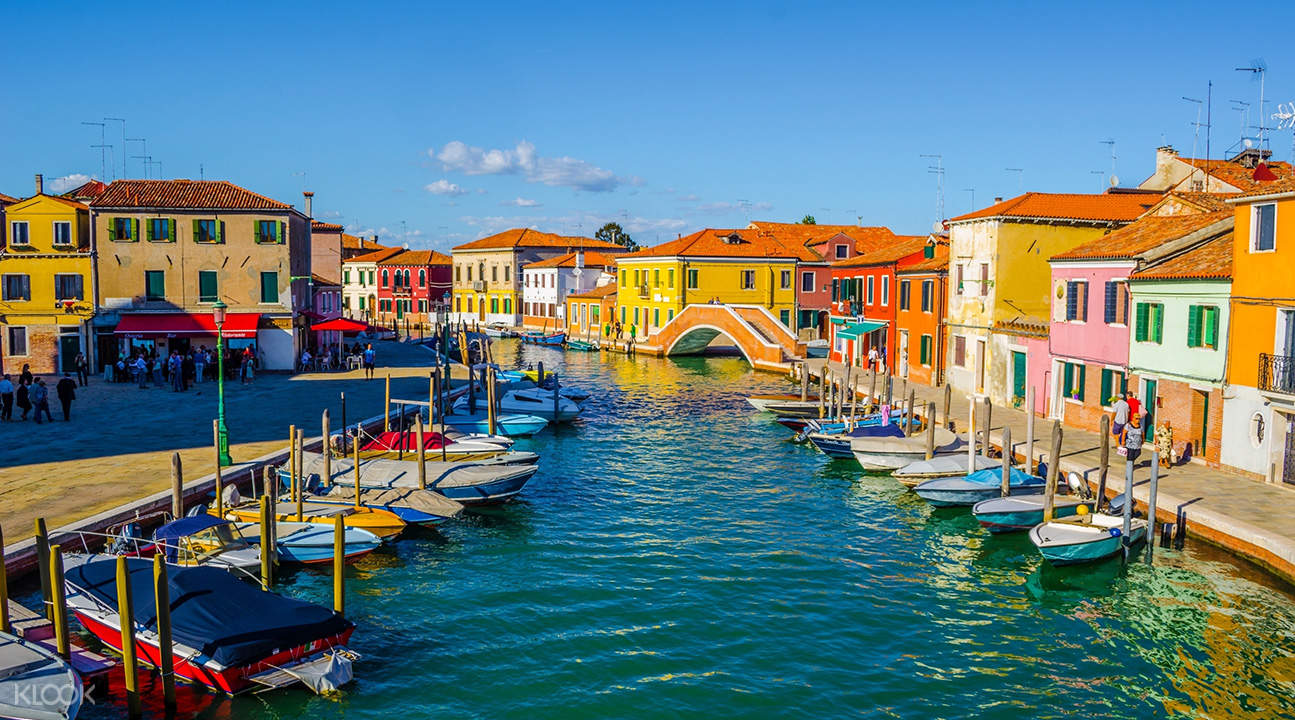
(88, 208, 100, 371)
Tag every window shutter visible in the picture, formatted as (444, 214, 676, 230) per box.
(278, 221, 285, 244)
(1186, 305, 1201, 347)
(1204, 307, 1218, 348)
(1077, 365, 1086, 399)
(168, 218, 175, 241)
(1066, 281, 1078, 320)
(1154, 304, 1164, 343)
(131, 218, 139, 241)
(1135, 303, 1149, 341)
(1079, 282, 1088, 321)
(218, 221, 225, 243)
(193, 219, 200, 240)
(1104, 282, 1116, 323)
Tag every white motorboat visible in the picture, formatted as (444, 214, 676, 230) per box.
(849, 428, 963, 471)
(0, 632, 81, 720)
(454, 388, 581, 422)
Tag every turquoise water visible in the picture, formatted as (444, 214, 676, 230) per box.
(74, 343, 1295, 718)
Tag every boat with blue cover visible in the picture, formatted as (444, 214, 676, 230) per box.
(444, 412, 549, 437)
(972, 495, 1087, 532)
(807, 424, 906, 458)
(913, 467, 1045, 507)
(1029, 512, 1148, 565)
(152, 515, 264, 572)
(520, 331, 566, 346)
(892, 455, 1001, 486)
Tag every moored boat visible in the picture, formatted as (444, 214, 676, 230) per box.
(0, 631, 81, 720)
(353, 430, 512, 462)
(849, 428, 963, 471)
(972, 495, 1087, 533)
(152, 515, 264, 573)
(234, 520, 382, 564)
(913, 467, 1045, 507)
(520, 331, 566, 346)
(302, 451, 540, 506)
(566, 339, 598, 351)
(444, 412, 549, 437)
(746, 393, 820, 413)
(807, 424, 906, 458)
(892, 455, 1002, 486)
(1029, 512, 1148, 565)
(454, 389, 581, 422)
(224, 501, 407, 541)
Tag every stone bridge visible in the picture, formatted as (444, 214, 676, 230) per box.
(635, 304, 806, 372)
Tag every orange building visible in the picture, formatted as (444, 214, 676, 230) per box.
(1222, 177, 1295, 482)
(893, 241, 949, 386)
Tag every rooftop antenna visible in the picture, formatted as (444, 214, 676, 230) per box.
(125, 137, 146, 178)
(1005, 167, 1024, 194)
(199, 163, 204, 181)
(401, 220, 408, 246)
(91, 144, 115, 183)
(920, 153, 945, 221)
(962, 188, 975, 211)
(292, 171, 308, 190)
(148, 159, 162, 179)
(1274, 102, 1295, 163)
(736, 199, 751, 222)
(1236, 60, 1268, 148)
(104, 117, 127, 179)
(1229, 100, 1251, 147)
(130, 154, 152, 180)
(1099, 138, 1117, 179)
(1183, 96, 1204, 169)
(1090, 170, 1105, 192)
(1206, 81, 1213, 183)
(81, 121, 108, 181)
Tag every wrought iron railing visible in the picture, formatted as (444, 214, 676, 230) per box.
(1258, 353, 1295, 394)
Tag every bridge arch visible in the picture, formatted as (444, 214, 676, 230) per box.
(638, 304, 805, 373)
(666, 323, 748, 359)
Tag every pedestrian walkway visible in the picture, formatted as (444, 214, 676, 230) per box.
(0, 341, 460, 542)
(803, 359, 1295, 585)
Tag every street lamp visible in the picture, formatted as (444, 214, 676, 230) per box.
(213, 300, 232, 466)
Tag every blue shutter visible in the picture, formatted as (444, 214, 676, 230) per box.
(1104, 282, 1117, 323)
(1066, 281, 1078, 320)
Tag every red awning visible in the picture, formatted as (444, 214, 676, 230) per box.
(114, 313, 261, 339)
(312, 317, 371, 333)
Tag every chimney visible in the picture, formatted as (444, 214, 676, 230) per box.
(993, 197, 1002, 203)
(303, 191, 314, 219)
(34, 174, 43, 195)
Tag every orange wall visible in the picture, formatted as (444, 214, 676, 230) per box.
(1229, 195, 1295, 387)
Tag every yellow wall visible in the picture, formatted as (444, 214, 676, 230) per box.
(614, 257, 797, 337)
(0, 195, 92, 327)
(451, 248, 519, 319)
(1228, 194, 1295, 386)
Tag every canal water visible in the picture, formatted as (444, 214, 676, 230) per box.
(76, 341, 1295, 719)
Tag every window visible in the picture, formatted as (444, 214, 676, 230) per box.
(260, 272, 278, 303)
(881, 276, 890, 306)
(7, 327, 27, 356)
(779, 309, 791, 327)
(831, 279, 840, 301)
(145, 270, 165, 300)
(653, 269, 660, 288)
(455, 265, 461, 282)
(9, 222, 29, 246)
(953, 335, 966, 367)
(666, 309, 673, 322)
(1135, 302, 1164, 344)
(52, 221, 72, 246)
(780, 270, 791, 290)
(687, 269, 699, 289)
(653, 308, 660, 327)
(467, 265, 473, 282)
(668, 269, 675, 288)
(1253, 203, 1276, 252)
(491, 297, 500, 314)
(111, 217, 136, 242)
(2, 274, 30, 301)
(634, 307, 640, 325)
(343, 270, 351, 284)
(979, 263, 989, 296)
(955, 264, 964, 295)
(1063, 361, 1086, 401)
(255, 220, 282, 244)
(199, 271, 218, 303)
(1188, 305, 1220, 349)
(921, 279, 934, 312)
(835, 244, 849, 259)
(194, 219, 220, 243)
(866, 276, 875, 305)
(382, 270, 390, 287)
(504, 298, 511, 314)
(801, 271, 814, 293)
(147, 218, 174, 242)
(420, 269, 426, 287)
(919, 334, 932, 366)
(1100, 368, 1127, 406)
(899, 280, 911, 311)
(492, 266, 498, 282)
(620, 269, 627, 286)
(741, 270, 756, 290)
(504, 265, 510, 282)
(1104, 281, 1128, 325)
(1065, 281, 1089, 322)
(621, 306, 626, 324)
(53, 274, 83, 301)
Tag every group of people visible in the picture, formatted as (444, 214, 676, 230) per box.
(112, 345, 260, 389)
(1109, 390, 1174, 467)
(0, 364, 79, 423)
(298, 343, 376, 378)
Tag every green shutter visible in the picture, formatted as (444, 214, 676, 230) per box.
(193, 219, 201, 241)
(277, 221, 285, 244)
(1134, 303, 1148, 342)
(218, 221, 225, 244)
(1153, 304, 1164, 343)
(1204, 307, 1218, 348)
(145, 219, 153, 242)
(168, 218, 175, 241)
(1101, 370, 1111, 405)
(1186, 305, 1201, 347)
(1077, 365, 1086, 400)
(131, 218, 139, 241)
(107, 219, 116, 242)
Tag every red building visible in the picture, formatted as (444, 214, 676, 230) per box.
(893, 240, 950, 386)
(827, 236, 928, 368)
(375, 249, 452, 329)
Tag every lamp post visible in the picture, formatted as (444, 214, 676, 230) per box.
(213, 300, 232, 466)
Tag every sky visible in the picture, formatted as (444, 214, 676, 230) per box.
(2, 1, 1293, 252)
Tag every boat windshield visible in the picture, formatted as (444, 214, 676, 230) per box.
(183, 523, 250, 562)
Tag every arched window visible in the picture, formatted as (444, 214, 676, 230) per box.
(419, 269, 426, 287)
(382, 269, 389, 287)
(405, 269, 412, 287)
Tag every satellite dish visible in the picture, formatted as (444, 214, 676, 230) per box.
(1244, 138, 1254, 148)
(1108, 174, 1120, 188)
(931, 220, 944, 233)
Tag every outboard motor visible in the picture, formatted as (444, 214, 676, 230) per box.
(108, 522, 143, 555)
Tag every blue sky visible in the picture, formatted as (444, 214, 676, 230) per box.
(2, 1, 1293, 251)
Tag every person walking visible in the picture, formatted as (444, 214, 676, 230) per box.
(1155, 420, 1175, 468)
(170, 352, 184, 392)
(241, 347, 255, 384)
(19, 364, 33, 387)
(362, 344, 376, 380)
(0, 374, 13, 421)
(194, 347, 206, 384)
(56, 373, 76, 421)
(1118, 412, 1145, 466)
(1109, 393, 1130, 438)
(74, 352, 89, 386)
(30, 378, 52, 424)
(15, 379, 31, 420)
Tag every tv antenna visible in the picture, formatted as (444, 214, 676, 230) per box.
(1099, 138, 1117, 179)
(131, 155, 152, 180)
(1236, 60, 1268, 147)
(81, 121, 108, 180)
(1090, 170, 1105, 192)
(1275, 103, 1295, 163)
(1005, 167, 1024, 193)
(104, 118, 127, 179)
(736, 199, 751, 222)
(920, 153, 944, 221)
(1229, 100, 1251, 147)
(125, 137, 147, 178)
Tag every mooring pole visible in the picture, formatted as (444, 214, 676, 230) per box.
(820, 368, 829, 418)
(800, 362, 809, 402)
(116, 555, 141, 718)
(1146, 451, 1160, 564)
(1122, 456, 1135, 559)
(213, 419, 223, 517)
(34, 518, 51, 620)
(48, 545, 69, 659)
(906, 388, 916, 436)
(416, 415, 427, 491)
(152, 554, 176, 710)
(487, 368, 498, 436)
(384, 373, 392, 432)
(322, 409, 332, 492)
(942, 382, 952, 430)
(1097, 414, 1111, 511)
(296, 429, 305, 522)
(170, 452, 183, 519)
(982, 397, 992, 458)
(1042, 421, 1063, 522)
(353, 427, 362, 509)
(553, 373, 561, 421)
(1025, 386, 1036, 475)
(333, 515, 345, 614)
(1000, 427, 1013, 498)
(868, 369, 877, 413)
(925, 402, 936, 460)
(259, 496, 273, 586)
(966, 395, 976, 472)
(340, 391, 347, 433)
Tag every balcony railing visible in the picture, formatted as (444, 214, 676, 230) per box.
(638, 284, 649, 299)
(1259, 353, 1295, 394)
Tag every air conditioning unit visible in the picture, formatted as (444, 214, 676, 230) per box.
(473, 280, 486, 291)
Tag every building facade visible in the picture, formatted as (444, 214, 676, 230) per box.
(521, 250, 621, 328)
(0, 175, 93, 374)
(90, 179, 311, 371)
(374, 249, 453, 329)
(564, 282, 617, 340)
(893, 243, 949, 387)
(826, 236, 927, 368)
(342, 246, 401, 321)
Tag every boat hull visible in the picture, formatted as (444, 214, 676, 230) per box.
(446, 414, 549, 437)
(914, 484, 1044, 507)
(852, 449, 961, 471)
(226, 506, 405, 541)
(431, 466, 536, 505)
(971, 496, 1086, 533)
(236, 522, 382, 564)
(1029, 517, 1148, 565)
(303, 498, 447, 525)
(0, 632, 81, 720)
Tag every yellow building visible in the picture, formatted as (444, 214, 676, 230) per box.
(0, 175, 93, 373)
(613, 228, 813, 338)
(450, 228, 618, 326)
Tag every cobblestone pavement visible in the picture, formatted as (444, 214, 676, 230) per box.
(0, 341, 459, 541)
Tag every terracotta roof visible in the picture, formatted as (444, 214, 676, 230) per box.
(1233, 176, 1295, 200)
(311, 220, 344, 232)
(897, 244, 951, 274)
(375, 249, 452, 266)
(1051, 211, 1231, 262)
(1176, 157, 1295, 192)
(831, 236, 928, 267)
(452, 228, 614, 251)
(62, 180, 107, 200)
(619, 228, 821, 261)
(949, 191, 1160, 224)
(1158, 191, 1237, 212)
(92, 179, 294, 210)
(1132, 233, 1233, 282)
(310, 274, 341, 287)
(747, 221, 892, 245)
(993, 316, 1050, 338)
(7, 194, 89, 212)
(568, 283, 618, 300)
(0, 192, 17, 205)
(341, 233, 388, 251)
(523, 250, 626, 269)
(345, 247, 404, 264)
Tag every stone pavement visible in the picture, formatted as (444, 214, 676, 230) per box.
(0, 341, 461, 542)
(803, 358, 1295, 585)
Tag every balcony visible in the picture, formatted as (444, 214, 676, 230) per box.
(638, 284, 649, 299)
(1259, 353, 1295, 394)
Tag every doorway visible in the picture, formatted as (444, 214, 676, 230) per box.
(898, 330, 910, 378)
(59, 329, 81, 373)
(1011, 351, 1027, 406)
(1142, 378, 1158, 427)
(1285, 414, 1295, 485)
(1190, 389, 1209, 459)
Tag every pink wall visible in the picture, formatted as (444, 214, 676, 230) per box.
(1048, 262, 1136, 368)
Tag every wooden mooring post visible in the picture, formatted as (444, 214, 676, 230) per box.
(259, 496, 273, 587)
(384, 373, 392, 432)
(49, 545, 69, 659)
(1025, 387, 1036, 475)
(353, 427, 363, 509)
(333, 516, 345, 614)
(982, 397, 992, 458)
(1042, 421, 1063, 522)
(925, 402, 936, 460)
(323, 409, 332, 494)
(34, 518, 51, 620)
(942, 383, 952, 430)
(1146, 451, 1160, 564)
(116, 556, 141, 718)
(1097, 415, 1110, 510)
(999, 427, 1013, 497)
(152, 554, 176, 710)
(170, 452, 183, 519)
(416, 416, 427, 491)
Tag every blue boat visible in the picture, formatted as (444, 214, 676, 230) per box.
(445, 411, 549, 437)
(971, 495, 1088, 533)
(520, 331, 566, 346)
(807, 424, 905, 458)
(1030, 513, 1148, 565)
(913, 467, 1045, 507)
(234, 519, 382, 564)
(798, 409, 907, 436)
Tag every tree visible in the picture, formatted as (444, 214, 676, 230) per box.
(800, 215, 817, 225)
(595, 222, 638, 251)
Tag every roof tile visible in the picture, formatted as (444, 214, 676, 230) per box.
(92, 179, 294, 210)
(950, 191, 1160, 224)
(1132, 233, 1233, 281)
(1051, 211, 1231, 262)
(831, 236, 929, 267)
(345, 247, 405, 264)
(619, 228, 822, 261)
(452, 228, 617, 251)
(375, 249, 452, 266)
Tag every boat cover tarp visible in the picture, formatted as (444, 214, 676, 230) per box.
(962, 467, 1043, 487)
(850, 428, 960, 454)
(894, 455, 1001, 478)
(0, 632, 80, 720)
(360, 430, 453, 452)
(67, 558, 351, 669)
(322, 486, 465, 518)
(153, 515, 231, 563)
(302, 451, 532, 491)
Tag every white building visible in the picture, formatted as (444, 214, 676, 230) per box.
(342, 247, 401, 322)
(521, 250, 622, 328)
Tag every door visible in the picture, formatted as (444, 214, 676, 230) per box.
(975, 339, 987, 393)
(899, 331, 910, 378)
(59, 331, 81, 373)
(1011, 351, 1027, 405)
(396, 299, 405, 320)
(478, 297, 486, 321)
(1143, 378, 1157, 427)
(1190, 389, 1208, 460)
(1284, 415, 1295, 485)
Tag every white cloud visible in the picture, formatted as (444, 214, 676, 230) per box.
(430, 140, 622, 192)
(425, 179, 468, 196)
(49, 173, 93, 193)
(695, 200, 773, 215)
(500, 197, 542, 208)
